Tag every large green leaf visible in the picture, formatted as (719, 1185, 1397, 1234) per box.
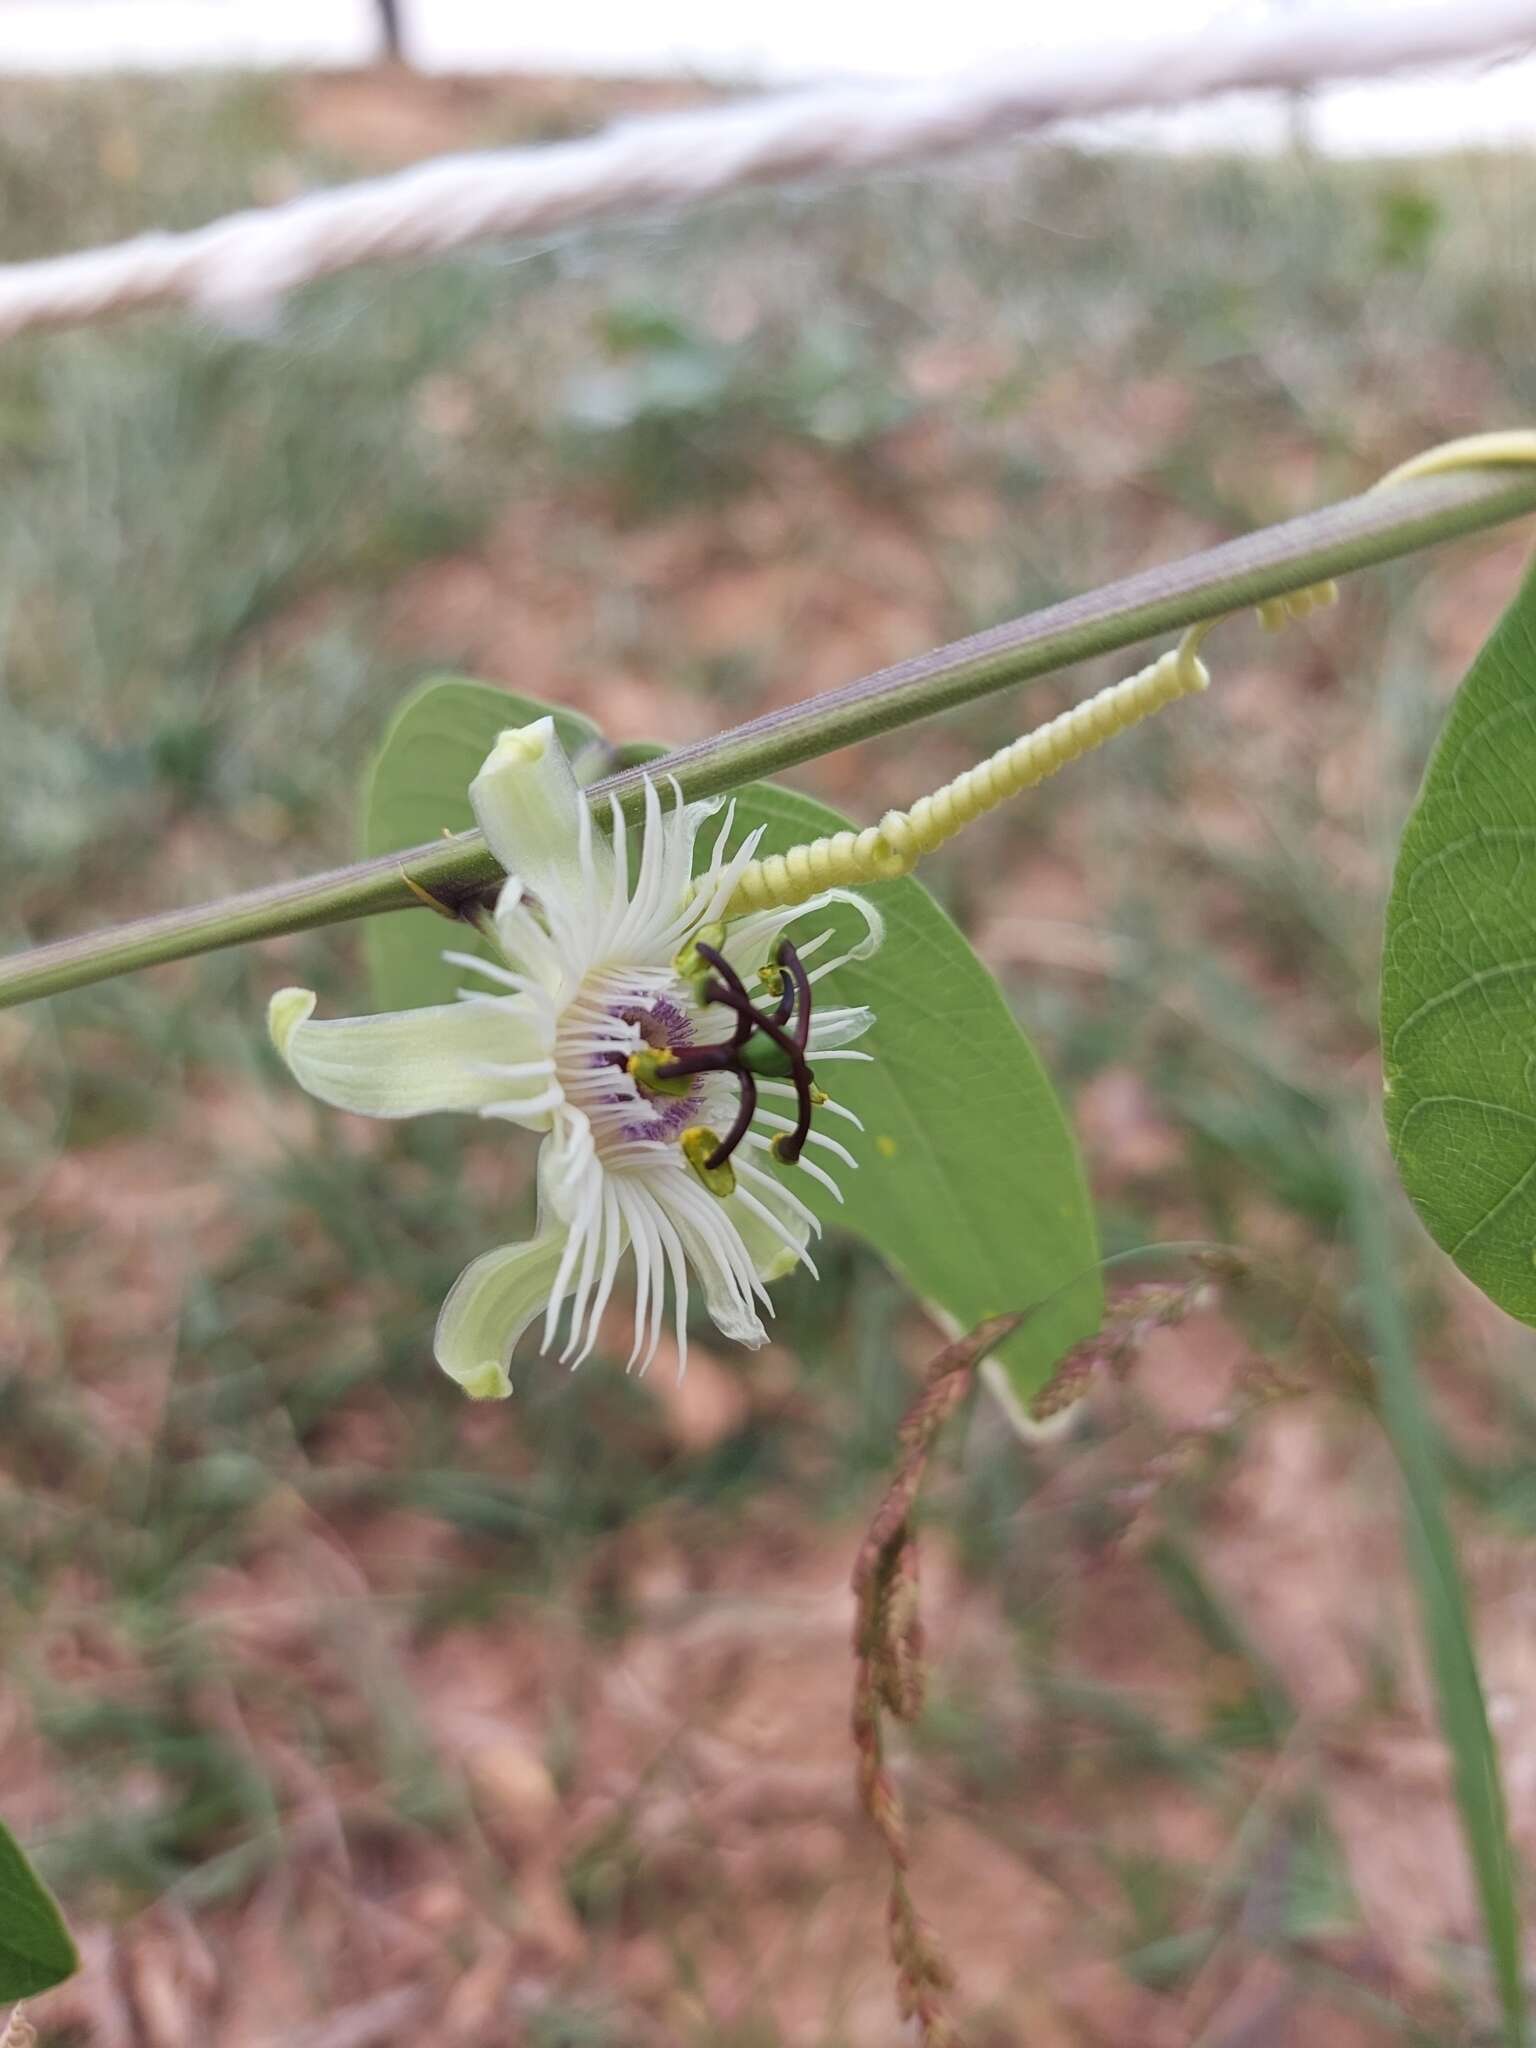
(1382, 558, 1536, 1322)
(363, 680, 1100, 1394)
(360, 677, 602, 1012)
(0, 1817, 77, 2000)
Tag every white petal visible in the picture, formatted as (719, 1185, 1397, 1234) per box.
(490, 882, 571, 990)
(757, 1076, 864, 1130)
(808, 1005, 875, 1054)
(434, 1229, 571, 1399)
(616, 1179, 671, 1370)
(269, 987, 547, 1120)
(470, 718, 613, 920)
(649, 787, 738, 953)
(787, 1152, 844, 1202)
(819, 1097, 864, 1129)
(638, 1187, 688, 1376)
(480, 1090, 564, 1128)
(664, 1173, 771, 1344)
(734, 1154, 823, 1241)
(570, 1182, 629, 1368)
(559, 1183, 609, 1365)
(612, 776, 684, 957)
(750, 1111, 858, 1171)
(722, 887, 884, 981)
(442, 949, 533, 993)
(691, 811, 767, 928)
(542, 1141, 605, 1349)
(601, 793, 633, 947)
(644, 1189, 694, 1378)
(722, 1175, 813, 1286)
(540, 1105, 601, 1224)
(744, 1130, 851, 1203)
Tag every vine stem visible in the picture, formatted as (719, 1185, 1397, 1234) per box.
(4, 463, 1536, 1012)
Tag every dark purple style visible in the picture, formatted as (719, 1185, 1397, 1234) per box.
(642, 939, 817, 1173)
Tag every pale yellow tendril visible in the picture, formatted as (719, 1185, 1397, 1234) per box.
(725, 628, 1216, 915)
(1373, 429, 1536, 491)
(1255, 579, 1339, 634)
(719, 429, 1536, 918)
(1, 2008, 37, 2048)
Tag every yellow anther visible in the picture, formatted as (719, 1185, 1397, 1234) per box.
(681, 1125, 736, 1197)
(674, 920, 727, 987)
(627, 1049, 693, 1098)
(758, 961, 785, 997)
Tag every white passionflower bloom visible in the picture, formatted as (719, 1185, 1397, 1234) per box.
(269, 720, 881, 1398)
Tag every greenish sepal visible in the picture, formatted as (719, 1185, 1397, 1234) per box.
(457, 1358, 513, 1400)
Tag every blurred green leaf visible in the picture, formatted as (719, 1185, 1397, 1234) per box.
(0, 1815, 77, 1999)
(1375, 183, 1442, 270)
(360, 676, 601, 1012)
(361, 681, 1100, 1395)
(1382, 556, 1536, 1323)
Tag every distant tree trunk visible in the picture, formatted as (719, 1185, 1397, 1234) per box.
(377, 0, 406, 63)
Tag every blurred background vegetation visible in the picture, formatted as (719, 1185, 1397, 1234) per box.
(5, 66, 1536, 2046)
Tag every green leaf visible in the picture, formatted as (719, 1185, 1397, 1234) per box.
(360, 676, 602, 1013)
(1382, 557, 1536, 1323)
(1346, 1159, 1527, 2048)
(724, 780, 1101, 1395)
(362, 680, 1100, 1395)
(0, 1817, 77, 2000)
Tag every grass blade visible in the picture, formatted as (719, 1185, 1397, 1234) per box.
(1347, 1157, 1527, 2046)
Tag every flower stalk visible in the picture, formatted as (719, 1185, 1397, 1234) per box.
(5, 459, 1536, 1012)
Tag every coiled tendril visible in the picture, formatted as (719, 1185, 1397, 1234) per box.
(720, 582, 1343, 917)
(712, 433, 1536, 922)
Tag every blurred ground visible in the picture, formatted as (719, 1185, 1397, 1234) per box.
(5, 66, 1536, 2048)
